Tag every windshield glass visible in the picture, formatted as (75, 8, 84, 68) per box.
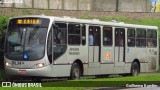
(5, 18, 50, 60)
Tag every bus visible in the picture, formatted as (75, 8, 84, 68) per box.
(4, 15, 159, 80)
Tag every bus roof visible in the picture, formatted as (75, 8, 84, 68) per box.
(11, 15, 158, 30)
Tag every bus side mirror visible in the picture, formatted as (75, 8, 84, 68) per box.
(2, 25, 7, 30)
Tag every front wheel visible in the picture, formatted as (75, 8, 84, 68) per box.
(131, 62, 139, 76)
(70, 63, 80, 80)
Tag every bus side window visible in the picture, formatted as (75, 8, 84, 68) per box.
(103, 27, 112, 46)
(53, 27, 59, 44)
(68, 24, 80, 45)
(89, 28, 94, 45)
(136, 29, 146, 47)
(53, 23, 67, 60)
(89, 26, 100, 46)
(115, 30, 119, 46)
(55, 23, 67, 44)
(147, 30, 157, 47)
(127, 28, 135, 47)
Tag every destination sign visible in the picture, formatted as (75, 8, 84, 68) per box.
(17, 19, 41, 24)
(104, 27, 112, 30)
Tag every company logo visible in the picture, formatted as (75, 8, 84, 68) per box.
(23, 53, 28, 59)
(2, 82, 11, 87)
(2, 82, 42, 87)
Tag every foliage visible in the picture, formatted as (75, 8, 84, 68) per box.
(0, 15, 9, 68)
(21, 9, 33, 15)
(0, 15, 9, 47)
(0, 15, 9, 34)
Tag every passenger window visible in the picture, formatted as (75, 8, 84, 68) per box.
(54, 23, 67, 44)
(127, 28, 135, 47)
(89, 26, 100, 46)
(103, 27, 112, 46)
(53, 23, 67, 60)
(136, 29, 146, 47)
(147, 30, 157, 47)
(68, 24, 80, 45)
(115, 28, 125, 47)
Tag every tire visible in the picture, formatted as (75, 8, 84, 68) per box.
(70, 63, 80, 80)
(131, 62, 139, 76)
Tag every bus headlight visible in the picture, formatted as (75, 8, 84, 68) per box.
(36, 63, 44, 68)
(5, 63, 12, 67)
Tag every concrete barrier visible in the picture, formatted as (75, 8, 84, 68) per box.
(64, 0, 78, 10)
(0, 0, 153, 12)
(118, 0, 147, 12)
(49, 0, 63, 9)
(92, 0, 117, 11)
(15, 0, 32, 8)
(0, 3, 13, 7)
(78, 0, 91, 10)
(34, 0, 48, 9)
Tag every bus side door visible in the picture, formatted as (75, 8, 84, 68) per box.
(88, 26, 101, 67)
(114, 28, 125, 66)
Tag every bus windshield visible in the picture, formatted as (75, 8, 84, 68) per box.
(5, 18, 50, 60)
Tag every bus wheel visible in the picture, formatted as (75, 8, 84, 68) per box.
(131, 62, 139, 76)
(70, 63, 80, 80)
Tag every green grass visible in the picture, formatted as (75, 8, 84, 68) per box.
(42, 74, 160, 87)
(0, 87, 86, 90)
(79, 74, 160, 81)
(1, 74, 160, 90)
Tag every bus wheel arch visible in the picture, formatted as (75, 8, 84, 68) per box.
(130, 59, 140, 76)
(70, 59, 83, 80)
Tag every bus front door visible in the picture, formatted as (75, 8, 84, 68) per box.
(115, 28, 125, 67)
(88, 26, 101, 68)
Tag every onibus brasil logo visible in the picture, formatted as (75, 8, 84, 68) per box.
(2, 82, 42, 87)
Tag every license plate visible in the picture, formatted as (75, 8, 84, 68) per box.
(18, 69, 26, 74)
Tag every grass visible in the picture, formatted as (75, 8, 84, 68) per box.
(0, 74, 160, 90)
(42, 74, 160, 87)
(0, 87, 86, 90)
(79, 74, 160, 81)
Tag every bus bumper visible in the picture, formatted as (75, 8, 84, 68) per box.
(5, 65, 52, 77)
(5, 64, 72, 77)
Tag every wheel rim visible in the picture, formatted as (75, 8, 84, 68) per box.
(73, 66, 80, 79)
(132, 65, 138, 76)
